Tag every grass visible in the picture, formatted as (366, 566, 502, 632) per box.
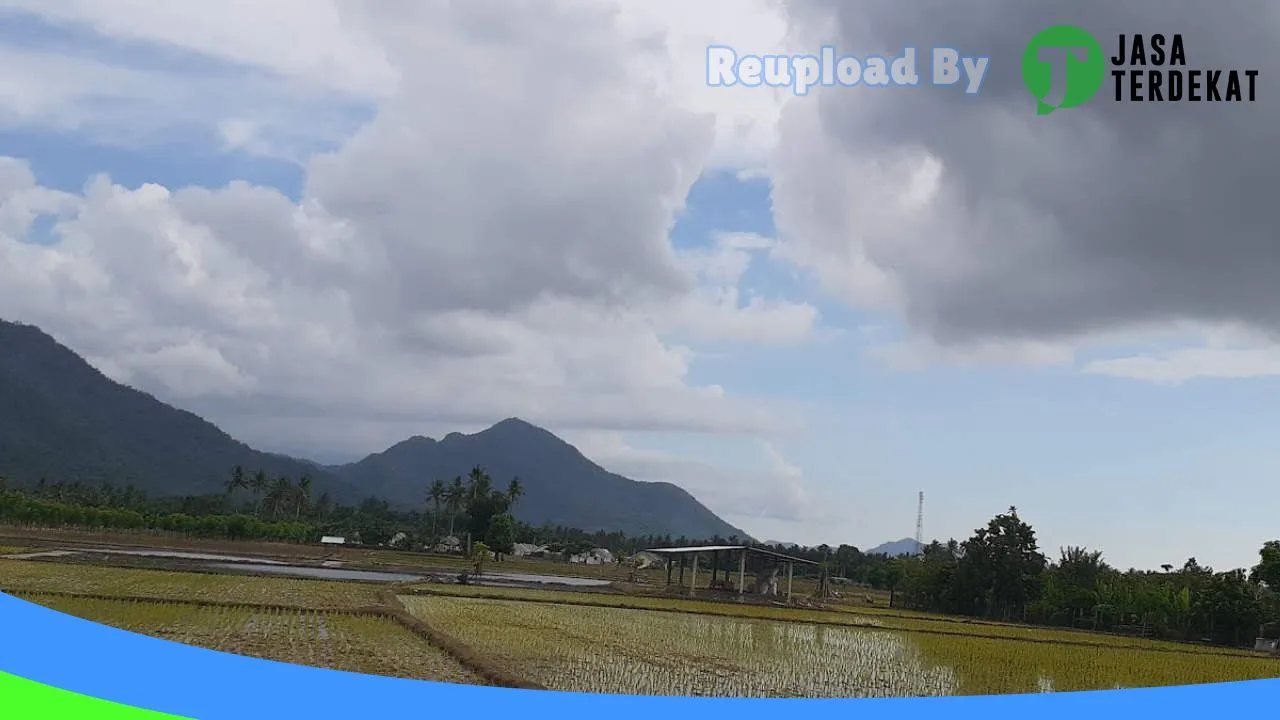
(0, 560, 382, 610)
(0, 546, 32, 555)
(29, 595, 484, 685)
(401, 595, 1280, 697)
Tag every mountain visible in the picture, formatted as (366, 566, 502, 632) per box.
(0, 320, 361, 502)
(0, 320, 746, 540)
(333, 418, 749, 540)
(867, 538, 923, 556)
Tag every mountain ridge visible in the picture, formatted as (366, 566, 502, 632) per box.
(867, 538, 923, 556)
(0, 319, 747, 540)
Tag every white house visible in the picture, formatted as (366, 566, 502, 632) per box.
(320, 536, 346, 545)
(1255, 637, 1277, 652)
(570, 548, 614, 565)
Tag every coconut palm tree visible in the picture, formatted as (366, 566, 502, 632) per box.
(445, 477, 465, 538)
(267, 476, 294, 519)
(313, 492, 332, 522)
(250, 470, 269, 517)
(507, 477, 524, 507)
(467, 466, 491, 504)
(295, 474, 312, 521)
(427, 479, 447, 539)
(225, 465, 248, 497)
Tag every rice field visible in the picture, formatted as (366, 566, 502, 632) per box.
(29, 595, 484, 685)
(0, 559, 381, 609)
(400, 595, 1280, 697)
(0, 545, 31, 555)
(407, 584, 1261, 656)
(7, 557, 1280, 698)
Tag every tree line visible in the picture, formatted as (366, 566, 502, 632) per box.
(886, 507, 1280, 648)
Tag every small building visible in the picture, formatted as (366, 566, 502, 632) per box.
(645, 544, 819, 604)
(512, 543, 549, 558)
(1256, 637, 1277, 652)
(320, 536, 346, 545)
(626, 551, 666, 570)
(387, 532, 410, 549)
(569, 548, 614, 565)
(433, 535, 462, 554)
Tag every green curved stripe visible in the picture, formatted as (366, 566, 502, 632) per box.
(0, 670, 192, 719)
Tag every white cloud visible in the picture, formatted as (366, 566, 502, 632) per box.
(1084, 326, 1280, 384)
(867, 336, 1076, 372)
(0, 0, 396, 98)
(0, 43, 362, 153)
(0, 1, 819, 459)
(568, 431, 821, 532)
(616, 0, 791, 171)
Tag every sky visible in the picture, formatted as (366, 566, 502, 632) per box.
(0, 1, 1277, 572)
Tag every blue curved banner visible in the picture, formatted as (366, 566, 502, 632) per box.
(0, 591, 1276, 717)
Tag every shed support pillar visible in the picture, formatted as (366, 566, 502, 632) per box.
(690, 552, 699, 596)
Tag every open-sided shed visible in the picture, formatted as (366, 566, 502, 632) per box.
(644, 545, 818, 604)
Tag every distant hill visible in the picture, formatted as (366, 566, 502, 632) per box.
(867, 538, 923, 556)
(0, 320, 361, 502)
(333, 419, 749, 539)
(0, 319, 747, 540)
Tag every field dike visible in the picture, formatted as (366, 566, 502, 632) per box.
(8, 587, 542, 691)
(374, 588, 545, 690)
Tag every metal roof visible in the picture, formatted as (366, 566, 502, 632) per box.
(645, 544, 819, 565)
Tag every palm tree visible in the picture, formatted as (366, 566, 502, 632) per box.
(250, 470, 269, 517)
(267, 476, 294, 519)
(427, 479, 447, 539)
(445, 477, 465, 538)
(295, 474, 312, 521)
(467, 466, 491, 504)
(507, 477, 523, 507)
(313, 492, 332, 522)
(225, 465, 248, 497)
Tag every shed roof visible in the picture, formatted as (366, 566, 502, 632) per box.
(645, 544, 819, 565)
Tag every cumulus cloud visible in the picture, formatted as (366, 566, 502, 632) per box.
(770, 0, 1280, 374)
(0, 1, 818, 460)
(569, 431, 820, 528)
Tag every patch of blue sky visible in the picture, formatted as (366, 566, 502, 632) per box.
(0, 128, 308, 199)
(0, 9, 267, 78)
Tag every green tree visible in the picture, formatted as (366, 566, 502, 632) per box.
(1251, 540, 1280, 589)
(471, 541, 491, 576)
(486, 513, 516, 559)
(958, 507, 1047, 621)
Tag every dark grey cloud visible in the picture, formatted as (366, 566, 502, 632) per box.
(774, 0, 1280, 347)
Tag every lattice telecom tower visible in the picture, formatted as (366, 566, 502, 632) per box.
(915, 492, 924, 553)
